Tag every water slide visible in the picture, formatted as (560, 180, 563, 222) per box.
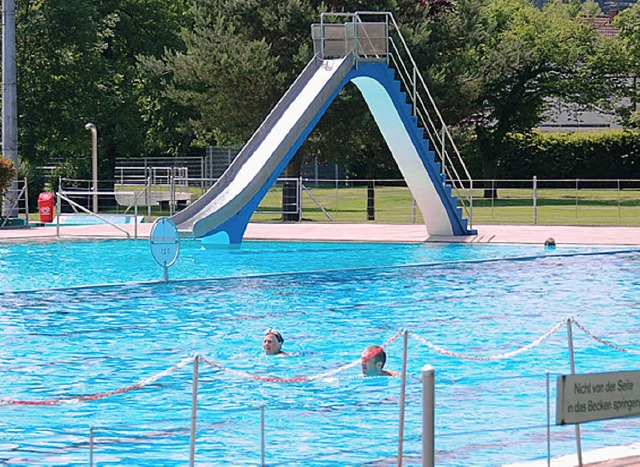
(172, 52, 474, 244)
(172, 54, 355, 243)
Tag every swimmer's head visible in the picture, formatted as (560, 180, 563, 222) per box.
(361, 345, 386, 376)
(263, 328, 284, 355)
(544, 237, 556, 249)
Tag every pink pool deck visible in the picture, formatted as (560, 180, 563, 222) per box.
(2, 222, 640, 246)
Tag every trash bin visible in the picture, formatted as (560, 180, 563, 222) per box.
(38, 191, 55, 223)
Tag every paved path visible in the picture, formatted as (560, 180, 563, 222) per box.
(3, 222, 640, 245)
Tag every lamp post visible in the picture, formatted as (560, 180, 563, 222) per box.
(84, 122, 98, 212)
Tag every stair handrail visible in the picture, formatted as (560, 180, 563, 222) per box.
(318, 11, 474, 228)
(56, 190, 131, 239)
(1, 178, 28, 227)
(371, 12, 474, 225)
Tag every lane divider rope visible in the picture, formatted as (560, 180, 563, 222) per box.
(572, 319, 640, 355)
(0, 356, 193, 406)
(409, 320, 566, 361)
(4, 322, 640, 404)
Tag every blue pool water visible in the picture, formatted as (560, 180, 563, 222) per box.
(1, 239, 640, 466)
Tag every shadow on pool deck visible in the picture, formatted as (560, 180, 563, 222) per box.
(504, 441, 640, 466)
(2, 222, 640, 246)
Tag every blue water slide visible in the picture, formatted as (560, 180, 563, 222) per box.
(172, 55, 355, 243)
(172, 54, 473, 244)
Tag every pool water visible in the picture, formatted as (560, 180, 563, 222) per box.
(1, 240, 640, 466)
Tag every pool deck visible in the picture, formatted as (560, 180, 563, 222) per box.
(2, 222, 640, 245)
(2, 221, 640, 466)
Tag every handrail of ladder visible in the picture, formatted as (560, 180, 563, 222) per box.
(318, 11, 474, 228)
(1, 178, 28, 227)
(56, 191, 132, 239)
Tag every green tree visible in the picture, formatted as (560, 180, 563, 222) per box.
(17, 0, 188, 198)
(613, 3, 640, 127)
(423, 0, 629, 195)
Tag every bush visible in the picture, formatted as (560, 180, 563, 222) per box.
(461, 130, 640, 180)
(0, 155, 17, 195)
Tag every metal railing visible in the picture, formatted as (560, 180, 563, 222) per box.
(6, 318, 636, 466)
(1, 177, 29, 227)
(55, 190, 137, 239)
(313, 12, 475, 228)
(54, 176, 640, 227)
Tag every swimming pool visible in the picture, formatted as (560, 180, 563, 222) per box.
(1, 240, 640, 466)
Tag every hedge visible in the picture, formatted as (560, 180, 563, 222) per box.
(463, 130, 640, 179)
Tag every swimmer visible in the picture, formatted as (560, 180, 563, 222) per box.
(263, 328, 288, 356)
(361, 345, 399, 376)
(544, 237, 556, 249)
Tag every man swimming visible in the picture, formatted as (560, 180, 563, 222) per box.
(361, 345, 398, 376)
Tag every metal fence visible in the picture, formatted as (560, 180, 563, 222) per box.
(23, 176, 640, 227)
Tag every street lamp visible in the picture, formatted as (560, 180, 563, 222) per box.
(84, 122, 98, 213)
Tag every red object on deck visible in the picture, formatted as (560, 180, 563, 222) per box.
(37, 192, 55, 223)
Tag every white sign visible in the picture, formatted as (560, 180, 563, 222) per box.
(149, 217, 180, 267)
(556, 370, 640, 425)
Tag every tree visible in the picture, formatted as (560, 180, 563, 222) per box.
(423, 0, 630, 197)
(613, 3, 640, 127)
(17, 0, 189, 203)
(0, 156, 17, 197)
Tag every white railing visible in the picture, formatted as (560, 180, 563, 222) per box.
(1, 177, 29, 226)
(314, 11, 475, 227)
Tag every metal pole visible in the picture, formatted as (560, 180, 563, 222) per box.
(469, 179, 474, 229)
(85, 123, 98, 213)
(189, 354, 199, 467)
(134, 196, 138, 240)
(2, 0, 18, 218)
(567, 319, 583, 466)
(56, 192, 61, 238)
(575, 179, 579, 220)
(533, 176, 538, 225)
(546, 371, 551, 467)
(24, 178, 29, 224)
(397, 330, 408, 467)
(441, 126, 446, 173)
(89, 425, 94, 467)
(421, 365, 435, 467)
(412, 67, 417, 117)
(261, 405, 266, 467)
(617, 179, 621, 220)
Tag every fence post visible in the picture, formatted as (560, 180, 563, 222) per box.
(56, 190, 61, 239)
(134, 196, 138, 240)
(533, 176, 538, 225)
(397, 330, 409, 467)
(298, 176, 303, 221)
(546, 371, 551, 466)
(469, 179, 473, 230)
(567, 319, 583, 466)
(575, 179, 579, 219)
(89, 425, 94, 467)
(617, 179, 622, 220)
(261, 405, 266, 467)
(421, 365, 435, 467)
(189, 353, 199, 467)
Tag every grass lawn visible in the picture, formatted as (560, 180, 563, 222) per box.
(112, 183, 640, 226)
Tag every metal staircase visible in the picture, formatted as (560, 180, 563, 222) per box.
(312, 11, 475, 233)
